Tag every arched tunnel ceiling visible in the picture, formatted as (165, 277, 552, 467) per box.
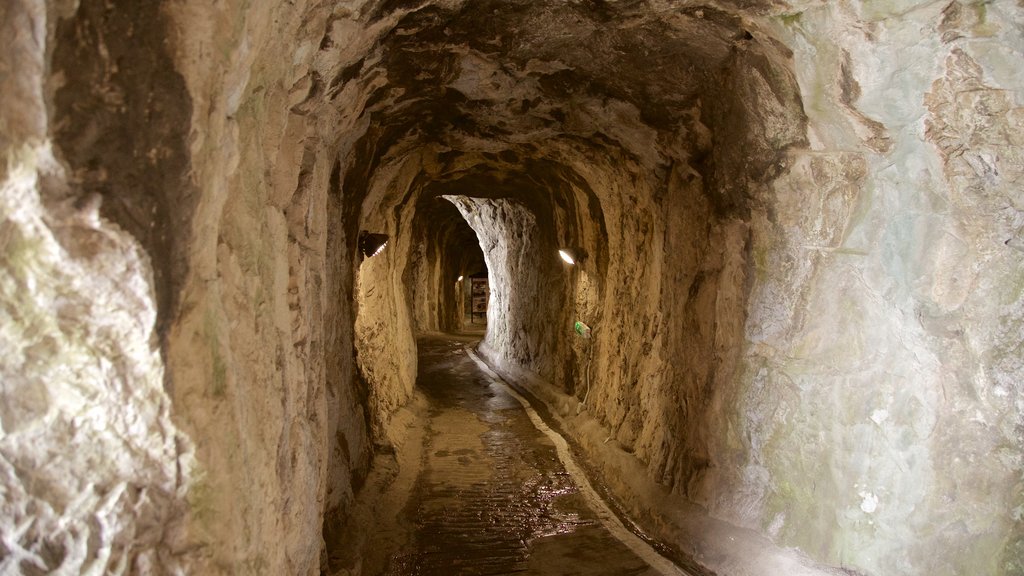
(369, 0, 734, 134)
(329, 0, 807, 223)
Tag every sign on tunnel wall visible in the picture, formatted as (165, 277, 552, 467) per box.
(471, 277, 488, 321)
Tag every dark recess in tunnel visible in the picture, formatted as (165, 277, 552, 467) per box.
(50, 0, 196, 339)
(406, 196, 487, 333)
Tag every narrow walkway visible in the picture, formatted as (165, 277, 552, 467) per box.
(385, 335, 671, 576)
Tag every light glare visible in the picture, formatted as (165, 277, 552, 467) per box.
(558, 249, 575, 265)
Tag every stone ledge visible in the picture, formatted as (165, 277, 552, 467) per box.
(325, 391, 430, 576)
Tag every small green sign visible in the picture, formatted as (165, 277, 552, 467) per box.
(574, 321, 591, 338)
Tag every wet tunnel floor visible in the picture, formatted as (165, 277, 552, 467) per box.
(385, 335, 662, 576)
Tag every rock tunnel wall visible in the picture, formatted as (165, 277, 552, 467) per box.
(724, 6, 1024, 574)
(1, 1, 194, 573)
(4, 0, 378, 573)
(1, 1, 1022, 576)
(157, 1, 380, 571)
(447, 195, 569, 381)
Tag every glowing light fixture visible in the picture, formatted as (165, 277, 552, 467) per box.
(558, 249, 576, 265)
(457, 275, 464, 282)
(359, 232, 389, 259)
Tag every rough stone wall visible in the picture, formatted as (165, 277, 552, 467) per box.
(449, 196, 556, 376)
(0, 121, 191, 576)
(352, 153, 423, 447)
(156, 1, 383, 571)
(354, 242, 418, 446)
(406, 235, 438, 332)
(703, 3, 1024, 574)
(2, 0, 382, 573)
(1, 1, 192, 573)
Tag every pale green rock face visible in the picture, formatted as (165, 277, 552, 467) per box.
(737, 2, 1024, 574)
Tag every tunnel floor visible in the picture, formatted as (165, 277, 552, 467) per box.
(383, 335, 666, 576)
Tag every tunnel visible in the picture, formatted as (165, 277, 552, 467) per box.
(2, 0, 1023, 575)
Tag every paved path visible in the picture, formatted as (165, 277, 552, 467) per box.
(385, 336, 677, 576)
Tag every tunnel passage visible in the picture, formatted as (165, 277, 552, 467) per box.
(334, 2, 1022, 574)
(337, 0, 816, 572)
(405, 197, 487, 334)
(347, 0, 806, 508)
(5, 0, 1023, 575)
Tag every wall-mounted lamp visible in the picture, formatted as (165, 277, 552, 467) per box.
(558, 248, 587, 265)
(359, 231, 389, 259)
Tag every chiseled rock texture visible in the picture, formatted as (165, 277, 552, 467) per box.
(1, 1, 193, 574)
(1, 1, 1022, 576)
(4, 0, 375, 574)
